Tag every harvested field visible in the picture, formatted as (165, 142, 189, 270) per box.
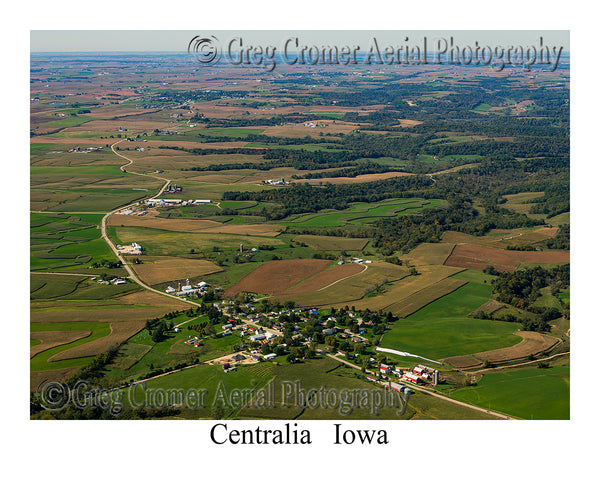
(401, 242, 455, 267)
(30, 307, 174, 323)
(30, 330, 91, 358)
(225, 259, 332, 296)
(30, 368, 80, 392)
(273, 261, 410, 306)
(117, 290, 186, 308)
(444, 244, 569, 272)
(473, 332, 560, 364)
(336, 264, 463, 312)
(110, 214, 283, 236)
(443, 355, 483, 369)
(300, 171, 413, 185)
(441, 227, 560, 248)
(283, 264, 366, 294)
(469, 299, 505, 317)
(108, 214, 222, 232)
(293, 235, 368, 251)
(130, 256, 223, 286)
(262, 120, 359, 138)
(385, 277, 468, 318)
(48, 321, 146, 362)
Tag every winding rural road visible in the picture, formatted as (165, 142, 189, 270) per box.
(98, 141, 204, 308)
(99, 140, 517, 419)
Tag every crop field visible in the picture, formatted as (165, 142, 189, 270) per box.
(281, 198, 440, 228)
(381, 282, 521, 360)
(473, 331, 560, 364)
(293, 235, 368, 251)
(400, 242, 455, 267)
(300, 171, 414, 185)
(114, 226, 284, 256)
(273, 261, 409, 306)
(129, 255, 223, 286)
(282, 263, 366, 294)
(450, 366, 570, 419)
(444, 244, 570, 272)
(339, 264, 463, 313)
(224, 258, 332, 296)
(30, 330, 91, 358)
(110, 212, 282, 237)
(31, 274, 140, 300)
(441, 227, 560, 248)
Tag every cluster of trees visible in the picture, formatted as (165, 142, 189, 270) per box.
(492, 265, 570, 309)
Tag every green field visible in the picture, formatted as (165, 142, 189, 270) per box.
(280, 198, 441, 228)
(450, 366, 570, 419)
(113, 226, 284, 256)
(30, 322, 112, 371)
(381, 281, 521, 360)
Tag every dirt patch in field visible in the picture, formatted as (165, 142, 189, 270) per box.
(443, 355, 483, 369)
(473, 331, 560, 364)
(299, 171, 413, 185)
(130, 256, 223, 285)
(444, 244, 569, 272)
(284, 264, 366, 294)
(48, 321, 146, 362)
(225, 259, 332, 296)
(30, 330, 91, 358)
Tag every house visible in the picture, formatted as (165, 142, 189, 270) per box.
(323, 328, 336, 336)
(250, 334, 266, 342)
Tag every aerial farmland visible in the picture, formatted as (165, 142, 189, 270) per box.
(30, 45, 570, 421)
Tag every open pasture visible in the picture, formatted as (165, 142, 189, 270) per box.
(381, 282, 521, 360)
(450, 365, 569, 419)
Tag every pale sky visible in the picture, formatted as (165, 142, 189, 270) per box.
(30, 30, 569, 53)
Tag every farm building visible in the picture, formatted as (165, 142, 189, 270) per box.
(404, 373, 422, 384)
(250, 334, 266, 342)
(165, 286, 176, 294)
(380, 364, 391, 374)
(263, 353, 277, 360)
